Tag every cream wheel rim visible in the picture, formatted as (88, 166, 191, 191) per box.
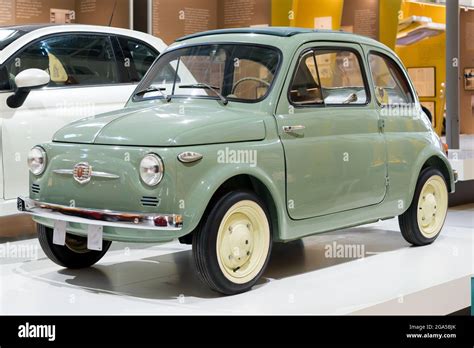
(216, 200, 270, 284)
(417, 175, 448, 238)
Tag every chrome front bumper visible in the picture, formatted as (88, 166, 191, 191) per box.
(17, 197, 183, 231)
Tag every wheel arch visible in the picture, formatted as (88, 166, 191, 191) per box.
(420, 155, 454, 192)
(183, 171, 284, 242)
(405, 151, 454, 212)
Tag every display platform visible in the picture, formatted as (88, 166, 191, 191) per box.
(447, 134, 474, 181)
(0, 205, 472, 315)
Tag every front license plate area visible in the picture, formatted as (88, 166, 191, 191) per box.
(87, 225, 103, 251)
(53, 220, 67, 246)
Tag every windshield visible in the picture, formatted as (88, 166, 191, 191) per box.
(0, 29, 26, 51)
(134, 44, 281, 103)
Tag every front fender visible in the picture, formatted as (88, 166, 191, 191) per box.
(174, 140, 286, 235)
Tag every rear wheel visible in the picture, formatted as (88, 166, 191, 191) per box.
(399, 168, 448, 246)
(37, 224, 111, 268)
(192, 191, 272, 295)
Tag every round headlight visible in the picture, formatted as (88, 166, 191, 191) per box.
(139, 154, 164, 186)
(27, 146, 47, 176)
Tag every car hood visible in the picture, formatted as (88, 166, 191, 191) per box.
(53, 102, 267, 147)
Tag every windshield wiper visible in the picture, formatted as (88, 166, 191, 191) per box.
(179, 83, 228, 105)
(135, 85, 171, 102)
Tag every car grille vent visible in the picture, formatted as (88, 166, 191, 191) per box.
(31, 184, 40, 194)
(140, 196, 159, 207)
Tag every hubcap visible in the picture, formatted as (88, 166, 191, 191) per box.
(216, 200, 270, 284)
(65, 234, 90, 254)
(417, 175, 448, 238)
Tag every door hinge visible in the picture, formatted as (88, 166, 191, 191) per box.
(378, 119, 385, 132)
(385, 176, 390, 187)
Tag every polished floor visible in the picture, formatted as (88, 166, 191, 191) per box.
(0, 205, 472, 315)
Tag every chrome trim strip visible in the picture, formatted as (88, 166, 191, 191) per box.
(91, 171, 121, 179)
(53, 169, 120, 179)
(17, 197, 182, 231)
(53, 169, 74, 175)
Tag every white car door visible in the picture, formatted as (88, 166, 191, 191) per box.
(0, 33, 154, 201)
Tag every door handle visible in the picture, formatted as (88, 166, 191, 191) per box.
(283, 125, 305, 134)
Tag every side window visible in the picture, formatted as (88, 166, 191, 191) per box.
(0, 66, 11, 90)
(289, 51, 323, 105)
(289, 48, 368, 106)
(314, 50, 367, 105)
(368, 52, 414, 105)
(118, 37, 158, 82)
(6, 34, 119, 88)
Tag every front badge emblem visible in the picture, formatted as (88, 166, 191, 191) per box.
(73, 162, 92, 184)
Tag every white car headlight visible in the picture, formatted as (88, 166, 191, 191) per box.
(27, 146, 47, 175)
(139, 153, 164, 186)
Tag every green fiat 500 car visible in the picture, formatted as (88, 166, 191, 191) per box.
(18, 28, 456, 295)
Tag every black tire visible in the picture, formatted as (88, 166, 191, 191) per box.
(192, 191, 273, 295)
(37, 224, 112, 269)
(398, 167, 448, 246)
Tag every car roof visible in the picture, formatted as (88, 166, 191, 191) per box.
(0, 24, 56, 32)
(176, 26, 375, 43)
(173, 26, 390, 53)
(176, 27, 318, 41)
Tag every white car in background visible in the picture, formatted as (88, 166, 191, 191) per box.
(0, 24, 167, 216)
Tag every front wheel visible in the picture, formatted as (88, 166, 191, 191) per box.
(398, 168, 449, 246)
(37, 224, 112, 268)
(192, 191, 272, 295)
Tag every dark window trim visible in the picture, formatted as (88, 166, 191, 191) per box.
(287, 48, 325, 109)
(111, 36, 129, 83)
(287, 45, 372, 109)
(115, 35, 160, 83)
(366, 50, 416, 108)
(132, 42, 283, 105)
(0, 31, 125, 91)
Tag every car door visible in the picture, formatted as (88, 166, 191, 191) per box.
(366, 49, 421, 209)
(275, 42, 387, 220)
(0, 33, 136, 200)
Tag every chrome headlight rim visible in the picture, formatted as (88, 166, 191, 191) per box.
(28, 146, 47, 176)
(139, 153, 164, 187)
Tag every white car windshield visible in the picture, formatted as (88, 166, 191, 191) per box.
(0, 29, 26, 51)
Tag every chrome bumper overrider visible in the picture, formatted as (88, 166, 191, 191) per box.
(17, 197, 183, 230)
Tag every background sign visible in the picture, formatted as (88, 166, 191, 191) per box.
(341, 0, 379, 40)
(151, 0, 271, 44)
(0, 0, 131, 28)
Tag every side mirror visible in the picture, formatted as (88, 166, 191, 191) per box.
(7, 69, 50, 109)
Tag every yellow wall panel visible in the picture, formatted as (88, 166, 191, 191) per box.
(271, 0, 294, 26)
(379, 0, 402, 49)
(290, 0, 344, 29)
(396, 1, 446, 135)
